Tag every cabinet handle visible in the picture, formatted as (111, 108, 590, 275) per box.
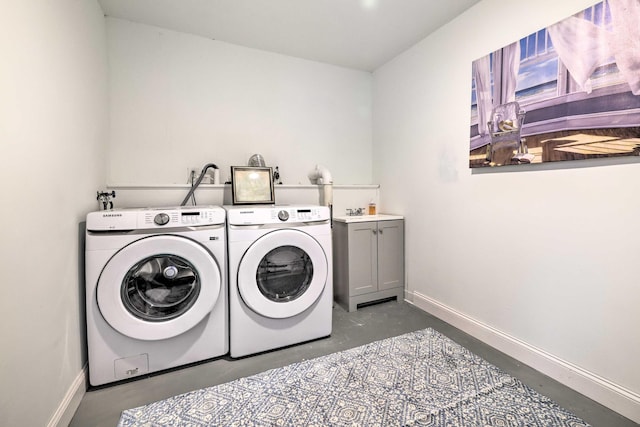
(379, 229, 383, 234)
(372, 229, 377, 235)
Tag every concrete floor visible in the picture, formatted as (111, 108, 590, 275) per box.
(70, 301, 635, 426)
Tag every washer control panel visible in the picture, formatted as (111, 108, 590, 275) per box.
(144, 208, 223, 227)
(86, 206, 226, 231)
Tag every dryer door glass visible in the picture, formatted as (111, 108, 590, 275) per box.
(256, 245, 313, 302)
(121, 255, 201, 321)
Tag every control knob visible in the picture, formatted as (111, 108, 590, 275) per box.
(154, 213, 170, 226)
(277, 210, 289, 221)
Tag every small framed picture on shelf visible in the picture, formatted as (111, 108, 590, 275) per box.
(230, 166, 275, 205)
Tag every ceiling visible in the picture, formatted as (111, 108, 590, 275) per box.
(97, 0, 481, 71)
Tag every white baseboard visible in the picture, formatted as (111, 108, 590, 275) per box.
(412, 291, 640, 424)
(47, 365, 87, 427)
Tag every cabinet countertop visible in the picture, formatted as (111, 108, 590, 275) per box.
(333, 214, 403, 223)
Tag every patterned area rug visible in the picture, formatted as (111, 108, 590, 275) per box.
(118, 328, 590, 426)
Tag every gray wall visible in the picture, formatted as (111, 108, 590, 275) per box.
(373, 0, 640, 421)
(0, 1, 108, 425)
(106, 18, 373, 187)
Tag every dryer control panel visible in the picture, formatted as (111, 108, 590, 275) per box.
(227, 205, 329, 225)
(87, 206, 226, 231)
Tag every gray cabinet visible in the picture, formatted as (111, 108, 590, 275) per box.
(333, 218, 404, 311)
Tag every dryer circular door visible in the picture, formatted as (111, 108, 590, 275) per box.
(237, 229, 328, 319)
(97, 235, 221, 341)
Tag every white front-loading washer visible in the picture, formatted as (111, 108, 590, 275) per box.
(226, 205, 332, 358)
(85, 206, 227, 386)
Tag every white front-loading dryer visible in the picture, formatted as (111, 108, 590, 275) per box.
(85, 206, 227, 386)
(226, 205, 332, 358)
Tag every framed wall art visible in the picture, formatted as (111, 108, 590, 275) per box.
(469, 0, 640, 168)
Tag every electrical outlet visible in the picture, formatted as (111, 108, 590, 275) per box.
(186, 167, 200, 183)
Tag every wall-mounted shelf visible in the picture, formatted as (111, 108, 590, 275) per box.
(104, 183, 380, 214)
(106, 183, 380, 190)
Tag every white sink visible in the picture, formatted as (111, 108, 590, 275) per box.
(333, 214, 403, 223)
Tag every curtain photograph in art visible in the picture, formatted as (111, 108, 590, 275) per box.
(469, 0, 640, 168)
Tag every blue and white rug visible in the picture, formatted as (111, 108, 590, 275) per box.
(118, 328, 590, 426)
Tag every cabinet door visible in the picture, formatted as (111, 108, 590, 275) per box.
(347, 222, 378, 296)
(377, 220, 404, 291)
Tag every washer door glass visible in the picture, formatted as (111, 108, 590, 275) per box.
(256, 246, 313, 302)
(122, 254, 200, 321)
(237, 229, 328, 319)
(97, 235, 221, 341)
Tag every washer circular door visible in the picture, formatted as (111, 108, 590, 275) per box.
(237, 229, 328, 319)
(97, 235, 221, 341)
